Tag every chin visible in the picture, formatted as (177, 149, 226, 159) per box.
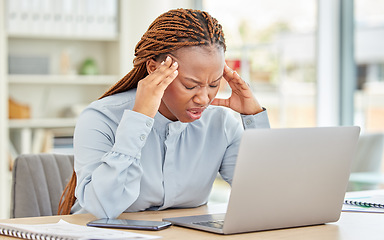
(177, 114, 197, 123)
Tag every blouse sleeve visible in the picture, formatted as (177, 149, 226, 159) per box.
(74, 108, 154, 219)
(219, 109, 270, 185)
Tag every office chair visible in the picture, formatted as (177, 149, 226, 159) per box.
(348, 133, 384, 191)
(10, 153, 74, 218)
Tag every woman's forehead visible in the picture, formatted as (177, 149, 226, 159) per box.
(170, 45, 224, 60)
(170, 46, 225, 83)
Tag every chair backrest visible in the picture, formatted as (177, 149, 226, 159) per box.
(347, 133, 384, 191)
(10, 153, 74, 218)
(350, 133, 384, 173)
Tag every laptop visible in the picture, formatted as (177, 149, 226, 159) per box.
(163, 126, 360, 234)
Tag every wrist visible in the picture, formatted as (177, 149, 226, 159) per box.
(242, 107, 265, 115)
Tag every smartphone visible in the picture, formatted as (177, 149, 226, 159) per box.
(87, 218, 172, 231)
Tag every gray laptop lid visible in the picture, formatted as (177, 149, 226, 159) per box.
(164, 126, 360, 234)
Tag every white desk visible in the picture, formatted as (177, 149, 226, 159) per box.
(1, 204, 384, 239)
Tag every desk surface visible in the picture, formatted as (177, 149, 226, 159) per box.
(0, 204, 383, 240)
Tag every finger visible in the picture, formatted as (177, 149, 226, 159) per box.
(223, 65, 244, 88)
(232, 71, 249, 90)
(155, 57, 176, 73)
(151, 59, 178, 84)
(158, 61, 178, 84)
(160, 55, 173, 67)
(223, 64, 235, 82)
(223, 66, 249, 92)
(223, 63, 246, 83)
(157, 69, 178, 90)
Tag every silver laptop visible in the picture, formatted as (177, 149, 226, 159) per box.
(163, 126, 360, 234)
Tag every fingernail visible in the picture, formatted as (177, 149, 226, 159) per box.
(173, 61, 178, 67)
(173, 70, 178, 75)
(161, 61, 165, 65)
(166, 56, 171, 62)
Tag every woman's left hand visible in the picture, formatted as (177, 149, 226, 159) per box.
(211, 63, 264, 115)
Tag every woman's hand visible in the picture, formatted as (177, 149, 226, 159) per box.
(133, 56, 178, 118)
(211, 63, 263, 115)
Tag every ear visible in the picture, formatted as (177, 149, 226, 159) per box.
(146, 58, 159, 74)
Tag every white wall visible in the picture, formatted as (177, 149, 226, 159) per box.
(356, 27, 384, 63)
(0, 0, 10, 219)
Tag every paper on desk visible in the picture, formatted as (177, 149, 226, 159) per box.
(342, 189, 384, 213)
(0, 219, 160, 239)
(342, 204, 384, 213)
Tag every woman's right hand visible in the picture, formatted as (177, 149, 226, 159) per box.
(133, 56, 178, 118)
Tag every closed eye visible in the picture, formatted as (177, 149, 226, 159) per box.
(183, 76, 222, 90)
(185, 85, 197, 90)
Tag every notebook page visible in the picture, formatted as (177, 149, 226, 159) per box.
(0, 219, 160, 240)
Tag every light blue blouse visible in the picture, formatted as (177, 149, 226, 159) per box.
(71, 89, 270, 218)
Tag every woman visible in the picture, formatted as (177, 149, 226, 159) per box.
(58, 8, 270, 219)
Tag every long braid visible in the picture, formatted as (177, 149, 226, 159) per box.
(100, 8, 225, 99)
(58, 8, 225, 215)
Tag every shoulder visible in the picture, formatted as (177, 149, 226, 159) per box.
(90, 89, 136, 111)
(81, 89, 137, 124)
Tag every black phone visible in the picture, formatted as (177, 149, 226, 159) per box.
(87, 218, 172, 231)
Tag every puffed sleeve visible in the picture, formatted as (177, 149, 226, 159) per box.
(74, 108, 154, 219)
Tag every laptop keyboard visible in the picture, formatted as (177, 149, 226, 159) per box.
(193, 220, 224, 229)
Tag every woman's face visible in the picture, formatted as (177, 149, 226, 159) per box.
(158, 45, 225, 122)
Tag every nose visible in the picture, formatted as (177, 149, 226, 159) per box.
(193, 86, 210, 106)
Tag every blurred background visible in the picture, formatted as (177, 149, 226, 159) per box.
(0, 0, 383, 218)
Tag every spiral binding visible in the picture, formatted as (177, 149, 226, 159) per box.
(0, 226, 69, 240)
(344, 199, 384, 208)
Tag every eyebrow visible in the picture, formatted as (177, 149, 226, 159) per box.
(184, 75, 223, 85)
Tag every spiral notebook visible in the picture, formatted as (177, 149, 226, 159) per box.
(344, 189, 384, 208)
(343, 189, 384, 212)
(0, 219, 159, 240)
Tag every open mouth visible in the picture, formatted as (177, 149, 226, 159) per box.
(186, 108, 205, 121)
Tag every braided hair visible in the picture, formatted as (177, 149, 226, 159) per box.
(58, 8, 226, 215)
(100, 8, 226, 98)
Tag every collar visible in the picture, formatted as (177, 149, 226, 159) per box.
(153, 111, 189, 136)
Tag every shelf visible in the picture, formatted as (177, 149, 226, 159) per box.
(9, 118, 77, 129)
(7, 33, 119, 42)
(8, 75, 119, 85)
